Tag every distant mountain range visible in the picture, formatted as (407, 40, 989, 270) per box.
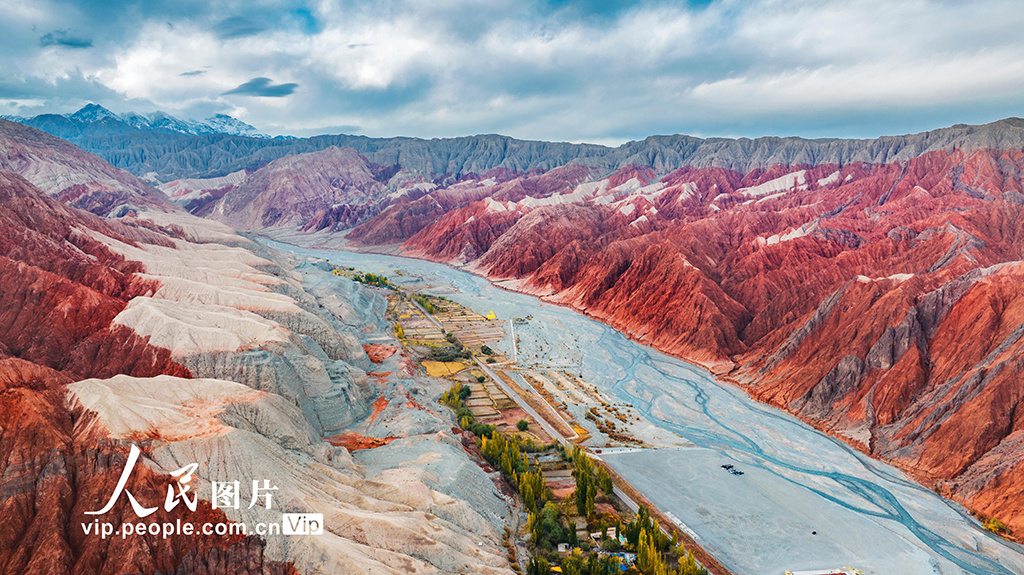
(10, 107, 1024, 187)
(2, 103, 273, 141)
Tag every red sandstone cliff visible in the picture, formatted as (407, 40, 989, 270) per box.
(0, 171, 297, 574)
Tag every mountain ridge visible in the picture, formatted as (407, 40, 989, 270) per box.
(34, 116, 1024, 184)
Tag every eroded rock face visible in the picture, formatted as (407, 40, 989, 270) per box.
(66, 374, 512, 575)
(0, 120, 172, 216)
(0, 160, 513, 573)
(344, 147, 1024, 535)
(0, 170, 188, 380)
(210, 147, 386, 231)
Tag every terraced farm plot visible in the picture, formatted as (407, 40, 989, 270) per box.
(467, 402, 499, 418)
(496, 370, 579, 441)
(430, 300, 507, 347)
(464, 379, 509, 419)
(541, 468, 575, 498)
(421, 360, 467, 377)
(481, 381, 518, 410)
(457, 374, 552, 443)
(393, 299, 446, 344)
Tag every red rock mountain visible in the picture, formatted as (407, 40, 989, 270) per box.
(209, 146, 388, 230)
(343, 138, 1024, 536)
(0, 119, 172, 216)
(156, 117, 1024, 538)
(0, 170, 298, 574)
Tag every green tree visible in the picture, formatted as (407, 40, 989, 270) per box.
(481, 430, 528, 476)
(518, 467, 545, 513)
(573, 447, 596, 518)
(638, 528, 657, 573)
(586, 479, 596, 518)
(677, 549, 708, 575)
(597, 466, 613, 496)
(526, 557, 550, 575)
(517, 419, 529, 431)
(530, 502, 567, 548)
(414, 295, 435, 313)
(984, 516, 1009, 534)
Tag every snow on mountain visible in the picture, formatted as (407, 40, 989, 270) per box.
(132, 108, 269, 137)
(203, 113, 265, 137)
(67, 103, 121, 123)
(18, 104, 270, 139)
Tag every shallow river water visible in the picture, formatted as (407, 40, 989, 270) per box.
(264, 239, 1024, 575)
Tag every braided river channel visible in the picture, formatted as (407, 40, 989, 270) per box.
(264, 239, 1024, 575)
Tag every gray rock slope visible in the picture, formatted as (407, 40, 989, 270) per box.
(36, 117, 1024, 182)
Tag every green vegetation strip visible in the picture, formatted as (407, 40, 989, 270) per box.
(442, 381, 713, 575)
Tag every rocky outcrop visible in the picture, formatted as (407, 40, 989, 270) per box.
(67, 373, 512, 575)
(159, 170, 247, 216)
(84, 221, 376, 436)
(0, 170, 187, 379)
(210, 147, 386, 230)
(0, 120, 172, 216)
(0, 178, 293, 573)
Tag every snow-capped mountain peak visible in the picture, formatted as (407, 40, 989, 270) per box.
(67, 103, 120, 123)
(27, 104, 272, 139)
(202, 113, 264, 138)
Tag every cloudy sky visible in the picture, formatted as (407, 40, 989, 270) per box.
(0, 0, 1022, 143)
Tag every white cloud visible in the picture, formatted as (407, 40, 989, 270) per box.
(689, 50, 1024, 113)
(0, 1, 52, 22)
(308, 17, 442, 89)
(0, 98, 46, 114)
(2, 0, 1023, 141)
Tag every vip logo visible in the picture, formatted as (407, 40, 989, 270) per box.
(282, 513, 324, 535)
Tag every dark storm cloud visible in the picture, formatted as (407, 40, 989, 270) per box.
(223, 77, 298, 97)
(0, 72, 116, 100)
(179, 70, 207, 77)
(214, 16, 267, 39)
(40, 30, 93, 49)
